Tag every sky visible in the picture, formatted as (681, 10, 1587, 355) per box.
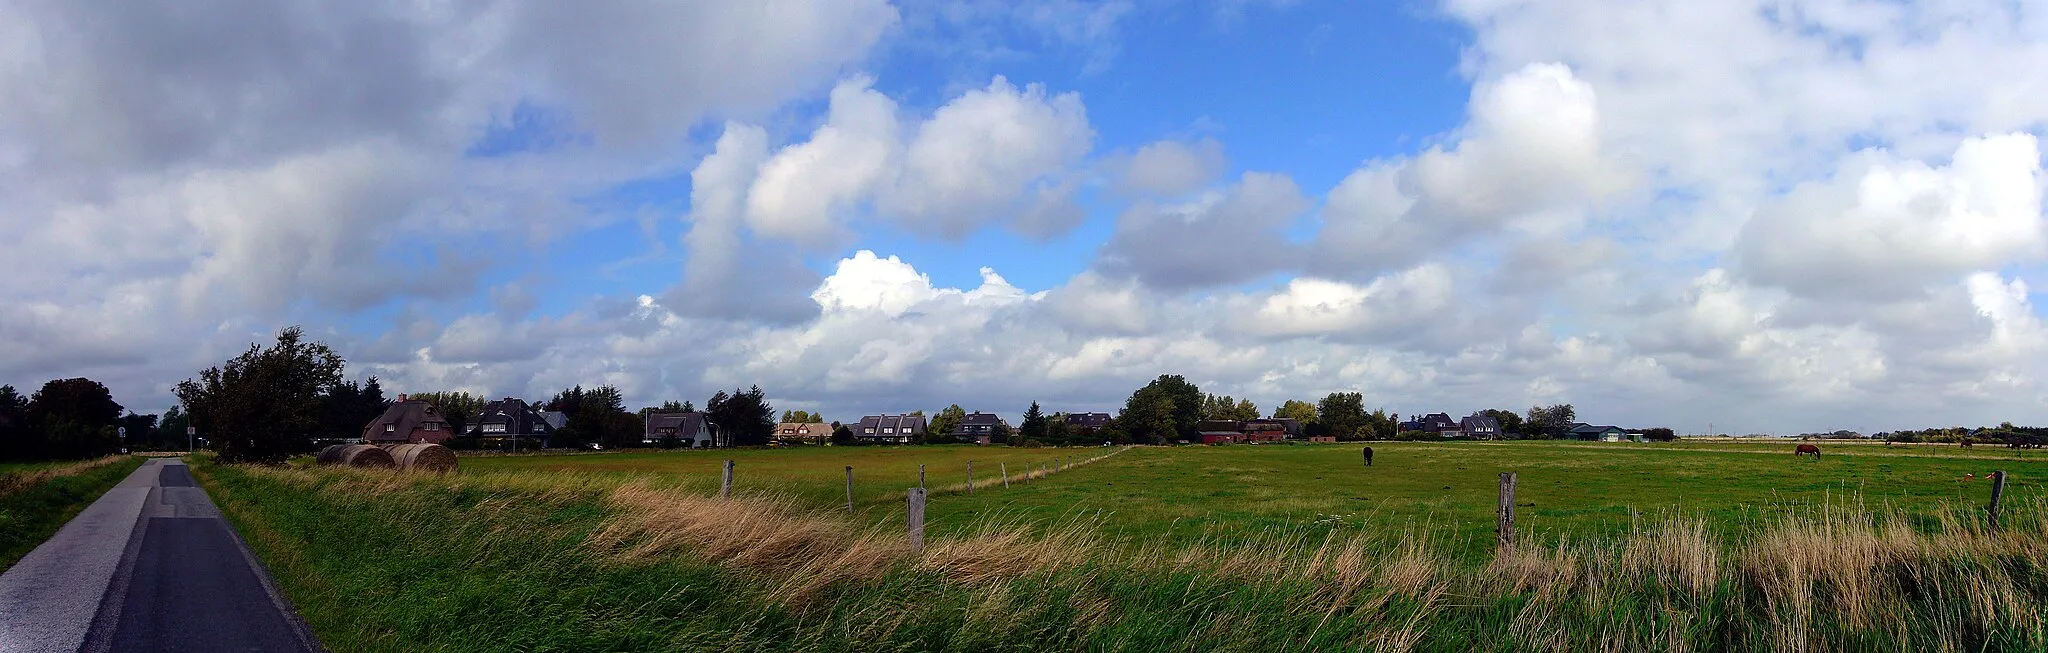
(4, 0, 2048, 436)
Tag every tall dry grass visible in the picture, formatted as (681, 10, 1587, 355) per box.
(0, 455, 130, 496)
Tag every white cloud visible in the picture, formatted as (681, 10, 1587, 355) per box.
(1237, 266, 1454, 339)
(1097, 171, 1310, 290)
(885, 76, 1094, 238)
(1738, 133, 2045, 299)
(1114, 137, 1226, 197)
(745, 78, 902, 245)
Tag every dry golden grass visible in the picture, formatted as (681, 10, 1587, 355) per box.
(0, 455, 130, 496)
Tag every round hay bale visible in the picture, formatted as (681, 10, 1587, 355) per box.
(383, 443, 457, 474)
(316, 444, 351, 466)
(338, 444, 395, 469)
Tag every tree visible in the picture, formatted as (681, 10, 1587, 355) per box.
(706, 385, 774, 447)
(1316, 392, 1368, 441)
(1361, 409, 1398, 440)
(1200, 394, 1260, 422)
(156, 405, 190, 451)
(990, 422, 1013, 445)
(927, 405, 967, 445)
(1525, 404, 1577, 439)
(1045, 415, 1073, 446)
(780, 409, 821, 424)
(1642, 427, 1677, 442)
(320, 377, 388, 441)
(547, 385, 635, 448)
(831, 424, 856, 446)
(658, 400, 694, 413)
(176, 327, 345, 463)
(406, 391, 485, 434)
(1119, 375, 1202, 444)
(20, 378, 125, 459)
(1480, 409, 1524, 436)
(1274, 399, 1318, 425)
(1019, 402, 1048, 443)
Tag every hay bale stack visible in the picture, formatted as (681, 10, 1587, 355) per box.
(316, 444, 352, 465)
(382, 443, 457, 474)
(334, 444, 395, 469)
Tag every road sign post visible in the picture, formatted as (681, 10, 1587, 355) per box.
(187, 426, 196, 453)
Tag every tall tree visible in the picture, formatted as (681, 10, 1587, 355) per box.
(927, 405, 967, 445)
(24, 378, 124, 459)
(1361, 409, 1398, 440)
(1273, 399, 1318, 425)
(705, 385, 774, 446)
(779, 409, 820, 423)
(156, 405, 190, 451)
(658, 400, 693, 413)
(176, 327, 345, 463)
(1315, 392, 1368, 441)
(1019, 402, 1048, 443)
(1119, 375, 1202, 444)
(1479, 409, 1525, 436)
(1045, 414, 1073, 445)
(321, 377, 388, 441)
(547, 385, 636, 448)
(1525, 404, 1577, 438)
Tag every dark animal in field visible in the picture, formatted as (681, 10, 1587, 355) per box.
(1960, 440, 1974, 448)
(1362, 446, 1374, 467)
(1795, 444, 1821, 458)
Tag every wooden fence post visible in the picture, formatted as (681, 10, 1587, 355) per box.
(1989, 470, 2008, 532)
(845, 466, 854, 513)
(908, 488, 927, 553)
(1497, 472, 1517, 546)
(967, 461, 975, 494)
(721, 460, 733, 499)
(1002, 463, 1009, 489)
(919, 464, 926, 490)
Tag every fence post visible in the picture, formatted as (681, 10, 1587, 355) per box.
(1002, 463, 1009, 489)
(1989, 470, 2008, 532)
(967, 461, 975, 494)
(845, 466, 854, 513)
(1497, 472, 1517, 546)
(919, 464, 926, 490)
(721, 460, 733, 499)
(908, 487, 927, 553)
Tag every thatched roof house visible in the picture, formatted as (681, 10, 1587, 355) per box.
(362, 394, 454, 445)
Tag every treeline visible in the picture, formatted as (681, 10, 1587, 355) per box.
(1878, 423, 2048, 445)
(0, 379, 161, 461)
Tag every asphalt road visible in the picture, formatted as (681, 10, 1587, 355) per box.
(0, 458, 322, 653)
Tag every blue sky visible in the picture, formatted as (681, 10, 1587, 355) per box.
(4, 0, 2048, 434)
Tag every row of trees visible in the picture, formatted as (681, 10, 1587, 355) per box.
(0, 378, 148, 461)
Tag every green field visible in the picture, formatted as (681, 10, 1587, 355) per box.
(198, 441, 2048, 651)
(1, 455, 145, 572)
(462, 441, 2047, 557)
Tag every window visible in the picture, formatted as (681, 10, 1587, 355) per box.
(882, 427, 894, 434)
(384, 424, 395, 432)
(426, 423, 440, 430)
(864, 428, 875, 434)
(482, 423, 507, 433)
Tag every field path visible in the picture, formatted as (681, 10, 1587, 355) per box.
(0, 458, 322, 653)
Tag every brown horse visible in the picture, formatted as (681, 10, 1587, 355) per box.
(1362, 446, 1374, 467)
(1960, 439, 1974, 448)
(1795, 443, 1821, 458)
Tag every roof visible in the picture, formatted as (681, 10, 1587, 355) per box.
(775, 422, 828, 436)
(1420, 413, 1457, 427)
(959, 412, 1008, 427)
(362, 400, 451, 443)
(1065, 412, 1112, 425)
(646, 411, 710, 436)
(1570, 423, 1625, 433)
(1461, 414, 1502, 430)
(539, 411, 568, 430)
(856, 414, 927, 435)
(474, 398, 554, 435)
(1195, 419, 1242, 433)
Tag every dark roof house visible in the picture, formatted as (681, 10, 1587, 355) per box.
(1570, 423, 1632, 442)
(363, 395, 454, 445)
(856, 414, 926, 444)
(646, 411, 716, 447)
(1460, 414, 1502, 440)
(950, 412, 1011, 441)
(471, 398, 557, 445)
(1065, 412, 1113, 431)
(1417, 413, 1458, 432)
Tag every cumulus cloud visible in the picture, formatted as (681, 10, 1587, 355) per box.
(1310, 62, 1621, 277)
(1097, 172, 1310, 290)
(884, 76, 1094, 238)
(1234, 265, 1454, 340)
(1113, 138, 1227, 197)
(745, 78, 903, 244)
(1737, 133, 2045, 300)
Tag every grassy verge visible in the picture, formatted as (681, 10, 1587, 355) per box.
(0, 455, 145, 572)
(199, 460, 2048, 652)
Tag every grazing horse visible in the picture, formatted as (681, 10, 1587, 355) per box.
(1795, 444, 1821, 459)
(1960, 439, 1974, 448)
(1362, 446, 1374, 467)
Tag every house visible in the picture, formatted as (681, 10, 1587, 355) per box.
(856, 414, 926, 444)
(1197, 419, 1244, 444)
(950, 412, 1011, 443)
(470, 398, 557, 446)
(1417, 413, 1458, 433)
(1065, 412, 1113, 433)
(1240, 419, 1287, 442)
(540, 411, 568, 432)
(645, 411, 717, 447)
(1569, 423, 1633, 442)
(1460, 414, 1503, 440)
(1270, 417, 1304, 438)
(774, 421, 830, 444)
(362, 394, 454, 445)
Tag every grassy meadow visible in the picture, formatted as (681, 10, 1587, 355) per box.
(0, 455, 144, 572)
(198, 441, 2048, 651)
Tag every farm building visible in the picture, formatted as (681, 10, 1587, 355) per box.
(1240, 419, 1287, 441)
(645, 411, 717, 447)
(856, 414, 926, 444)
(1197, 419, 1245, 444)
(362, 395, 455, 445)
(470, 398, 557, 446)
(1570, 423, 1634, 442)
